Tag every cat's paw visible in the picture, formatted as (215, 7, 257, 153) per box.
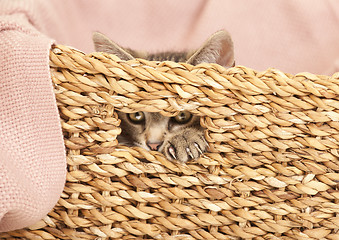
(163, 128, 208, 163)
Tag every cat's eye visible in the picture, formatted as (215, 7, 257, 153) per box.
(128, 112, 145, 123)
(173, 111, 192, 124)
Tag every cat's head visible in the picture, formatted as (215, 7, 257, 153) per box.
(92, 30, 234, 161)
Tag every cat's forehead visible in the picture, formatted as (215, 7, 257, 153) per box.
(145, 112, 167, 121)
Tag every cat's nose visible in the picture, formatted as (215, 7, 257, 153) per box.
(147, 141, 163, 151)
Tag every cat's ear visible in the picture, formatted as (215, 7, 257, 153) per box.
(187, 30, 234, 67)
(92, 32, 134, 60)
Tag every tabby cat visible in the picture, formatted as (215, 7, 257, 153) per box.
(93, 30, 234, 162)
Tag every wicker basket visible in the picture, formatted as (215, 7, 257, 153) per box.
(1, 45, 338, 239)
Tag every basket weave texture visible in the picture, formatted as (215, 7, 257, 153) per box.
(2, 45, 339, 239)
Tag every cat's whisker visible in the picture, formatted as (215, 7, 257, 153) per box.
(194, 142, 203, 154)
(186, 147, 194, 159)
(202, 138, 209, 147)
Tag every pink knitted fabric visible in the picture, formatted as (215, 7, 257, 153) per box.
(0, 1, 66, 232)
(1, 0, 339, 232)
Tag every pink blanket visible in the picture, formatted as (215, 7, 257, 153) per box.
(1, 0, 339, 232)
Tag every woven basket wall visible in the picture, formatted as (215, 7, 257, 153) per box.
(2, 45, 339, 240)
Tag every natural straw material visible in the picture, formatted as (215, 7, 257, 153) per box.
(2, 45, 339, 239)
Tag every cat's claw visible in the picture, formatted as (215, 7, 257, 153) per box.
(194, 142, 203, 154)
(186, 147, 194, 159)
(168, 146, 177, 160)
